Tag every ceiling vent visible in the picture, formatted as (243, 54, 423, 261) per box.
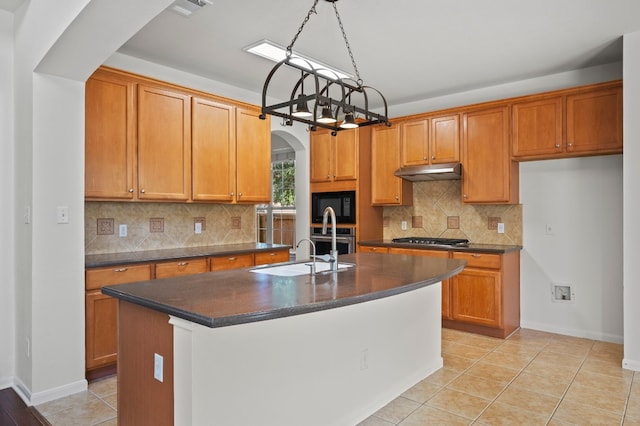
(168, 0, 212, 17)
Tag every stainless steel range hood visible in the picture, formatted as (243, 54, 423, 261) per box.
(394, 163, 462, 181)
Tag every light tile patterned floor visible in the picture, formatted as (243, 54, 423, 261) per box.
(36, 328, 639, 425)
(361, 328, 640, 425)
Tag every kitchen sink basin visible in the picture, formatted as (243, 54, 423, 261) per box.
(250, 261, 354, 277)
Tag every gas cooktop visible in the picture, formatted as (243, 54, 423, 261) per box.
(391, 237, 470, 247)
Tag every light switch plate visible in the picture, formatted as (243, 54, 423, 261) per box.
(56, 206, 69, 224)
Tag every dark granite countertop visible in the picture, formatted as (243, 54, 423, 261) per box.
(358, 240, 522, 254)
(85, 243, 290, 268)
(102, 252, 466, 328)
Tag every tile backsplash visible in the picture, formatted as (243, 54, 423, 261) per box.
(85, 202, 256, 255)
(383, 180, 522, 245)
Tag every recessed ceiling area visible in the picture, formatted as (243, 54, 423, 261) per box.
(118, 0, 640, 107)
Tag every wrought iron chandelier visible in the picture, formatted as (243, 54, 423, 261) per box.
(259, 0, 390, 134)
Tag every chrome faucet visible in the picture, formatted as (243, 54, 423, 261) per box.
(322, 206, 338, 272)
(296, 238, 316, 275)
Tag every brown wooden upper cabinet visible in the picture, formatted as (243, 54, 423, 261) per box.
(191, 100, 271, 203)
(512, 81, 622, 160)
(235, 106, 272, 203)
(401, 114, 460, 166)
(137, 84, 191, 201)
(310, 128, 358, 183)
(85, 69, 136, 200)
(371, 124, 413, 206)
(85, 67, 271, 203)
(462, 106, 519, 204)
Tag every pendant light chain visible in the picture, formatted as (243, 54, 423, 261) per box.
(286, 0, 363, 87)
(286, 0, 320, 56)
(330, 1, 362, 86)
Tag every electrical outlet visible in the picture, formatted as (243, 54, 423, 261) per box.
(545, 223, 554, 235)
(401, 221, 407, 230)
(497, 222, 505, 234)
(195, 222, 202, 234)
(552, 283, 574, 303)
(119, 224, 127, 237)
(154, 353, 164, 382)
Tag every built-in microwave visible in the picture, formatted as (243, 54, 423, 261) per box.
(311, 190, 356, 224)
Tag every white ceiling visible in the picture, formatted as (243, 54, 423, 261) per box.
(118, 0, 640, 107)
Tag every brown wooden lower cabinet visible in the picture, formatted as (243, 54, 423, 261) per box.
(445, 250, 520, 338)
(85, 248, 291, 379)
(360, 245, 520, 338)
(155, 258, 209, 279)
(254, 249, 289, 265)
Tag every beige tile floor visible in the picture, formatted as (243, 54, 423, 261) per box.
(36, 328, 639, 425)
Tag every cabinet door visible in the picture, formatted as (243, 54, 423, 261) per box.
(85, 290, 118, 369)
(236, 106, 271, 203)
(566, 86, 622, 154)
(85, 70, 136, 199)
(451, 268, 502, 328)
(155, 258, 209, 279)
(512, 97, 563, 158)
(137, 84, 191, 201)
(192, 97, 235, 202)
(462, 106, 517, 204)
(310, 130, 333, 182)
(430, 114, 460, 164)
(333, 129, 358, 181)
(371, 125, 412, 205)
(401, 119, 429, 166)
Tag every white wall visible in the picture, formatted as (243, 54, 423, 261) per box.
(520, 156, 623, 342)
(0, 9, 16, 389)
(623, 32, 640, 370)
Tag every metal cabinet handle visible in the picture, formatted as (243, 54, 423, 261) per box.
(567, 142, 573, 147)
(230, 192, 234, 197)
(238, 192, 243, 197)
(114, 268, 128, 272)
(554, 143, 561, 148)
(178, 262, 188, 266)
(471, 254, 481, 258)
(395, 195, 399, 200)
(128, 188, 134, 193)
(431, 155, 436, 160)
(140, 189, 145, 193)
(228, 257, 238, 261)
(463, 194, 468, 198)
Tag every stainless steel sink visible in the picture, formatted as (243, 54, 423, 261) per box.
(250, 262, 354, 277)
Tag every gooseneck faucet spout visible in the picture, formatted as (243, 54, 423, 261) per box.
(296, 238, 317, 275)
(322, 206, 338, 272)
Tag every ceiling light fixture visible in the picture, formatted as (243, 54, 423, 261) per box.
(257, 0, 390, 134)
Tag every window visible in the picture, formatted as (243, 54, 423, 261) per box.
(256, 160, 296, 248)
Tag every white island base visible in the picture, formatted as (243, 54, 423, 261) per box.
(170, 282, 442, 426)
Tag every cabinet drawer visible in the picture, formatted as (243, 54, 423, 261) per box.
(358, 246, 389, 254)
(452, 252, 501, 269)
(155, 258, 209, 279)
(254, 250, 289, 265)
(389, 247, 449, 258)
(86, 264, 153, 290)
(210, 253, 254, 271)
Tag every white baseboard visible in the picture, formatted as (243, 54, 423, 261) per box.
(11, 375, 88, 407)
(0, 376, 12, 390)
(623, 358, 640, 372)
(520, 321, 623, 344)
(29, 378, 88, 406)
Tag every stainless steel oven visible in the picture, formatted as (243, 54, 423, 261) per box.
(310, 227, 356, 255)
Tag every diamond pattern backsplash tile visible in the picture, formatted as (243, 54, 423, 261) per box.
(85, 202, 257, 255)
(383, 181, 523, 245)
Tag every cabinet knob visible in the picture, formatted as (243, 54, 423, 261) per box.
(423, 156, 428, 160)
(431, 155, 436, 160)
(140, 189, 145, 193)
(230, 192, 234, 197)
(326, 175, 330, 179)
(567, 143, 573, 147)
(238, 192, 243, 197)
(463, 194, 468, 198)
(554, 144, 561, 148)
(128, 188, 134, 193)
(395, 195, 399, 200)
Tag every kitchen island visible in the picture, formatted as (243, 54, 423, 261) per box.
(103, 252, 465, 426)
